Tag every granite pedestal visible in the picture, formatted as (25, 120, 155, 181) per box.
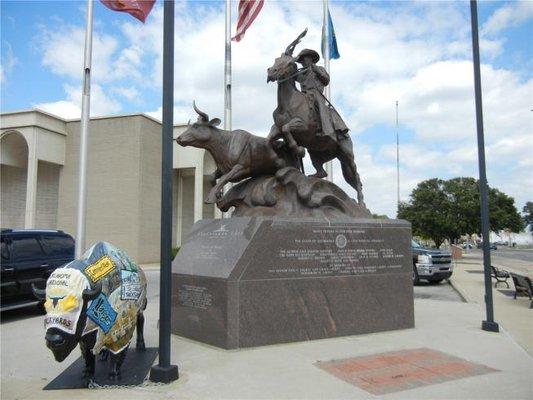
(171, 217, 414, 349)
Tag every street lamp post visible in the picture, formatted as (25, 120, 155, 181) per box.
(150, 0, 180, 382)
(470, 0, 499, 333)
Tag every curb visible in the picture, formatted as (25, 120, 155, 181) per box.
(449, 278, 472, 303)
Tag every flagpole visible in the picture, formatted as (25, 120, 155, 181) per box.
(75, 0, 94, 259)
(323, 0, 333, 182)
(150, 0, 179, 383)
(222, 0, 232, 218)
(396, 100, 400, 213)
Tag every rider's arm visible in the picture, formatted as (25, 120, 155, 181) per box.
(312, 65, 330, 86)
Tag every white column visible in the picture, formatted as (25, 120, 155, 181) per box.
(24, 134, 38, 228)
(194, 164, 204, 222)
(214, 203, 222, 219)
(175, 171, 183, 246)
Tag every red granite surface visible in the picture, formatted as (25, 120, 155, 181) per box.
(315, 348, 498, 395)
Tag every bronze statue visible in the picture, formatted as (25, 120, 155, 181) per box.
(266, 29, 364, 205)
(175, 29, 369, 216)
(176, 103, 297, 204)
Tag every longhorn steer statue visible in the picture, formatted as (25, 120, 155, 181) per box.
(176, 103, 297, 204)
(33, 241, 147, 385)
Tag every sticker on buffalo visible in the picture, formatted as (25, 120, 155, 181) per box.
(44, 268, 90, 335)
(84, 255, 115, 282)
(87, 293, 117, 333)
(120, 270, 141, 300)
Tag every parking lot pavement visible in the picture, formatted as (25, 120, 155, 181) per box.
(492, 248, 533, 264)
(464, 249, 533, 277)
(413, 281, 465, 302)
(2, 278, 532, 400)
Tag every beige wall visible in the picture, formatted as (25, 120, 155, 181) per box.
(180, 173, 195, 243)
(1, 110, 218, 263)
(57, 115, 161, 263)
(35, 161, 60, 228)
(137, 117, 162, 263)
(1, 164, 26, 228)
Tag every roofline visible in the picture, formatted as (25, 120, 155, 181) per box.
(1, 108, 188, 128)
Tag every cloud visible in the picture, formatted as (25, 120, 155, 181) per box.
(33, 1, 532, 218)
(0, 42, 18, 84)
(34, 83, 121, 118)
(111, 86, 141, 103)
(481, 1, 533, 36)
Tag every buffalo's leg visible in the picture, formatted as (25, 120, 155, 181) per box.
(99, 349, 109, 362)
(337, 137, 365, 206)
(136, 311, 146, 351)
(205, 164, 250, 204)
(80, 331, 97, 385)
(108, 345, 129, 381)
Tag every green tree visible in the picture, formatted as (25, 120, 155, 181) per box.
(398, 177, 523, 247)
(523, 202, 533, 226)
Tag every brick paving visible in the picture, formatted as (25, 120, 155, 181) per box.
(315, 348, 498, 395)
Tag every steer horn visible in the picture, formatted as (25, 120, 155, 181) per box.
(32, 283, 46, 300)
(193, 101, 209, 122)
(82, 281, 102, 302)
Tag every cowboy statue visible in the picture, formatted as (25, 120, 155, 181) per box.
(294, 47, 349, 145)
(266, 29, 365, 205)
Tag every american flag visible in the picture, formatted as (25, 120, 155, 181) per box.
(232, 0, 265, 42)
(100, 0, 155, 23)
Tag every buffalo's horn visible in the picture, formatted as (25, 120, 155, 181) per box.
(82, 281, 102, 301)
(32, 283, 46, 300)
(192, 101, 209, 122)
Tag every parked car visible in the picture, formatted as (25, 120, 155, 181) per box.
(411, 240, 453, 284)
(1, 229, 75, 312)
(477, 242, 497, 250)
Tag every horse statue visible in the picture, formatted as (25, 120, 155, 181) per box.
(266, 29, 365, 206)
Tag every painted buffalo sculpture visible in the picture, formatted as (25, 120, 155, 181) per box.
(33, 241, 147, 385)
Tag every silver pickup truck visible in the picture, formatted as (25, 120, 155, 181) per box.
(411, 240, 453, 284)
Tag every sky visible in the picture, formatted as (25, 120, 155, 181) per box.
(1, 0, 532, 218)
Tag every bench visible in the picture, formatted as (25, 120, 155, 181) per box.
(510, 273, 533, 309)
(490, 265, 510, 288)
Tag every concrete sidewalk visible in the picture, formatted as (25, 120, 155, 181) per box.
(450, 253, 533, 355)
(2, 281, 532, 399)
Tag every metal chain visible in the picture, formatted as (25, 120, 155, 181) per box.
(88, 378, 167, 390)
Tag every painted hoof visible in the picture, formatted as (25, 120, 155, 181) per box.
(108, 370, 121, 381)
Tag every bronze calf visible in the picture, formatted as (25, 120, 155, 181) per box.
(176, 103, 296, 204)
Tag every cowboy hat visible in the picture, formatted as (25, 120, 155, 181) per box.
(295, 48, 320, 64)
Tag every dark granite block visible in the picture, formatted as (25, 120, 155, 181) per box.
(171, 217, 414, 349)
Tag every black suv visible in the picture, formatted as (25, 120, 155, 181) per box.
(1, 229, 75, 312)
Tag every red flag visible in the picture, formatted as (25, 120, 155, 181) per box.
(232, 0, 264, 42)
(100, 0, 156, 23)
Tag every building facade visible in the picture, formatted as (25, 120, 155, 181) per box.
(0, 109, 218, 263)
